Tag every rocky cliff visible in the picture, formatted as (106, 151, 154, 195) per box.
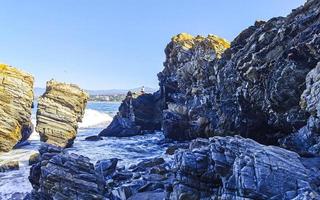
(158, 33, 230, 140)
(159, 0, 320, 144)
(0, 64, 34, 152)
(36, 80, 88, 148)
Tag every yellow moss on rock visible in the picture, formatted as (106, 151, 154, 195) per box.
(0, 64, 34, 152)
(171, 33, 230, 58)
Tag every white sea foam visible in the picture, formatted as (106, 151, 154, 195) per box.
(78, 109, 113, 128)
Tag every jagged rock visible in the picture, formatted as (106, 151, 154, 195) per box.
(95, 158, 118, 177)
(158, 33, 230, 140)
(99, 91, 162, 137)
(27, 144, 106, 200)
(99, 115, 141, 137)
(0, 64, 34, 152)
(158, 0, 320, 143)
(118, 92, 162, 130)
(0, 160, 19, 172)
(281, 62, 320, 155)
(170, 136, 320, 200)
(36, 80, 89, 148)
(28, 153, 40, 166)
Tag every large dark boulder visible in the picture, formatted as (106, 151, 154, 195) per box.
(169, 136, 320, 199)
(119, 92, 162, 131)
(99, 115, 141, 137)
(27, 144, 106, 200)
(99, 91, 162, 137)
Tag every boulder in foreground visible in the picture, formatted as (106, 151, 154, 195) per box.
(36, 80, 88, 148)
(27, 144, 106, 200)
(170, 136, 320, 199)
(0, 64, 34, 152)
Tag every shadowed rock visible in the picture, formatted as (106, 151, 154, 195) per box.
(281, 62, 320, 155)
(0, 64, 34, 152)
(99, 91, 162, 137)
(36, 80, 89, 148)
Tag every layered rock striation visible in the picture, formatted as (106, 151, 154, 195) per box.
(36, 80, 88, 148)
(159, 0, 320, 143)
(0, 64, 34, 152)
(169, 136, 320, 199)
(26, 144, 106, 199)
(158, 33, 230, 140)
(281, 62, 320, 155)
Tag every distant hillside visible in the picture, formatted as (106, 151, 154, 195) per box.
(34, 86, 158, 97)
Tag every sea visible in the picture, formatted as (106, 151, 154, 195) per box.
(0, 102, 167, 199)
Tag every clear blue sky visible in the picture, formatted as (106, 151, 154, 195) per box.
(0, 0, 304, 90)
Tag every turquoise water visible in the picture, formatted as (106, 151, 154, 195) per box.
(0, 101, 166, 199)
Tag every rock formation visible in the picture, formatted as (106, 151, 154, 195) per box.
(159, 0, 320, 143)
(0, 64, 34, 152)
(26, 144, 106, 200)
(27, 143, 172, 200)
(158, 33, 230, 140)
(281, 62, 320, 155)
(169, 136, 320, 199)
(36, 80, 88, 148)
(99, 91, 162, 137)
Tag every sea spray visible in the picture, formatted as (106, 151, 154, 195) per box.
(78, 108, 113, 128)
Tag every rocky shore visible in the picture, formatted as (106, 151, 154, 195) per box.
(36, 80, 89, 148)
(1, 0, 319, 199)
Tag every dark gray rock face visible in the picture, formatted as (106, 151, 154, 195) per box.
(99, 92, 162, 137)
(170, 136, 320, 200)
(281, 62, 320, 155)
(118, 92, 162, 131)
(27, 144, 106, 200)
(99, 115, 141, 137)
(158, 0, 320, 143)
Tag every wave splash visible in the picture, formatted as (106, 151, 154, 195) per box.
(78, 109, 113, 128)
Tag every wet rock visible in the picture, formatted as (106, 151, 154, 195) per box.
(110, 180, 146, 200)
(99, 115, 141, 137)
(128, 191, 165, 200)
(132, 157, 165, 172)
(165, 143, 190, 155)
(36, 80, 89, 148)
(28, 153, 40, 166)
(0, 160, 19, 172)
(27, 143, 106, 199)
(95, 158, 118, 177)
(170, 136, 320, 199)
(0, 64, 34, 152)
(85, 135, 103, 141)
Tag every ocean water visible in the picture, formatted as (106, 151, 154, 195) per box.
(0, 102, 167, 200)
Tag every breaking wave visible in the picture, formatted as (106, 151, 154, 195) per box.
(78, 109, 113, 128)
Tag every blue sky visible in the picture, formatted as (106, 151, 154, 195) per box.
(0, 0, 304, 90)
